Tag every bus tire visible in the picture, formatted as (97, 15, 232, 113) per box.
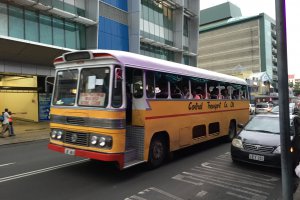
(227, 121, 236, 142)
(148, 136, 166, 169)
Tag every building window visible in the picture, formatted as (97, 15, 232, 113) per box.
(0, 3, 8, 36)
(183, 16, 189, 37)
(39, 14, 53, 45)
(53, 17, 65, 47)
(25, 10, 39, 42)
(8, 5, 24, 39)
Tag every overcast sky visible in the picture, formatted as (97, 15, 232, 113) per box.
(200, 0, 299, 77)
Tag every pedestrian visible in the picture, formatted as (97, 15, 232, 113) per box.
(8, 111, 15, 137)
(0, 108, 10, 138)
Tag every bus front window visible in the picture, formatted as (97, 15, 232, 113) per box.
(53, 69, 78, 106)
(78, 67, 110, 107)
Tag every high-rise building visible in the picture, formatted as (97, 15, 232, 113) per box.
(0, 0, 199, 121)
(198, 2, 278, 92)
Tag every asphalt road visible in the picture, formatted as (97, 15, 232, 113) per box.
(0, 137, 283, 200)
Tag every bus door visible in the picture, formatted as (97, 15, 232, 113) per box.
(124, 67, 145, 167)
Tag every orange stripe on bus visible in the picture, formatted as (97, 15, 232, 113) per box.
(145, 108, 248, 120)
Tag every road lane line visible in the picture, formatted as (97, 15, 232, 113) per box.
(182, 172, 269, 196)
(195, 191, 207, 198)
(197, 164, 279, 182)
(0, 159, 88, 183)
(192, 167, 275, 186)
(190, 169, 274, 189)
(0, 163, 15, 167)
(149, 187, 185, 200)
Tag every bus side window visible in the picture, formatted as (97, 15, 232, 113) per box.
(133, 69, 143, 98)
(146, 71, 155, 98)
(112, 66, 123, 108)
(155, 72, 169, 99)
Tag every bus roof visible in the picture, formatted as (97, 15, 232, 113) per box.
(59, 50, 247, 85)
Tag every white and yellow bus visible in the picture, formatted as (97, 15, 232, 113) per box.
(48, 50, 249, 169)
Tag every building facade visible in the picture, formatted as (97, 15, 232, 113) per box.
(198, 2, 278, 95)
(0, 0, 199, 121)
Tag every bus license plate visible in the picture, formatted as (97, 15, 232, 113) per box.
(65, 148, 75, 156)
(249, 154, 264, 161)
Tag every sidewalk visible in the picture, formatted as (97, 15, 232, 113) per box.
(0, 119, 50, 146)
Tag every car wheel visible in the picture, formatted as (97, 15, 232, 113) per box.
(226, 121, 236, 142)
(148, 136, 166, 169)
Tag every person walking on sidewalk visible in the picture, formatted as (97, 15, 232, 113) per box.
(0, 108, 10, 138)
(8, 111, 15, 137)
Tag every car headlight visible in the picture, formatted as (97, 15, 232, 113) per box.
(232, 139, 243, 149)
(90, 136, 98, 145)
(273, 146, 281, 154)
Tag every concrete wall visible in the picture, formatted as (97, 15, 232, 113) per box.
(0, 76, 38, 122)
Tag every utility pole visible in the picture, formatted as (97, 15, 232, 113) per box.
(275, 0, 293, 199)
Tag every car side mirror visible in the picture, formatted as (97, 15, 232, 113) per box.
(238, 124, 244, 128)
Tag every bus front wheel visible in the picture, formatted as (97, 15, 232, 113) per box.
(148, 136, 166, 169)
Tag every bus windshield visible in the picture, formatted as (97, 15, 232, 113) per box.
(78, 67, 110, 107)
(53, 69, 78, 106)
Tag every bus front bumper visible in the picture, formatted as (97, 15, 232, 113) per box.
(48, 143, 124, 169)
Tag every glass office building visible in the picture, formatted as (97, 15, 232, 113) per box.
(99, 0, 199, 66)
(0, 0, 199, 121)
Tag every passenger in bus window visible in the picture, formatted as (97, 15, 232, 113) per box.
(221, 89, 230, 99)
(182, 86, 190, 99)
(171, 88, 182, 99)
(232, 90, 239, 99)
(210, 88, 218, 99)
(156, 85, 168, 98)
(192, 90, 201, 99)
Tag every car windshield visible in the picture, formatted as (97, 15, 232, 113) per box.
(271, 105, 294, 113)
(244, 116, 280, 134)
(245, 116, 295, 135)
(53, 69, 78, 106)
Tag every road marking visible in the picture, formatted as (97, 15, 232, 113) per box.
(172, 174, 204, 186)
(0, 159, 88, 183)
(197, 163, 279, 182)
(180, 171, 269, 199)
(0, 162, 15, 167)
(192, 166, 276, 187)
(149, 187, 184, 200)
(125, 187, 184, 200)
(195, 191, 207, 198)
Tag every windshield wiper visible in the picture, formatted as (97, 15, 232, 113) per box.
(244, 129, 279, 134)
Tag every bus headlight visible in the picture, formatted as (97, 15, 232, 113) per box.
(56, 130, 63, 140)
(89, 135, 112, 149)
(99, 137, 106, 147)
(51, 130, 58, 139)
(90, 136, 98, 145)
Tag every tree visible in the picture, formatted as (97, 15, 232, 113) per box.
(294, 82, 300, 96)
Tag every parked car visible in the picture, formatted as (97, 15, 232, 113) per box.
(255, 102, 273, 114)
(231, 114, 300, 168)
(249, 104, 255, 115)
(271, 103, 299, 115)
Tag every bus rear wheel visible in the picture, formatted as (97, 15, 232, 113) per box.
(227, 121, 236, 142)
(148, 136, 166, 169)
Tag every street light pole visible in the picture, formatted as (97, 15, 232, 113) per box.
(275, 0, 293, 199)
